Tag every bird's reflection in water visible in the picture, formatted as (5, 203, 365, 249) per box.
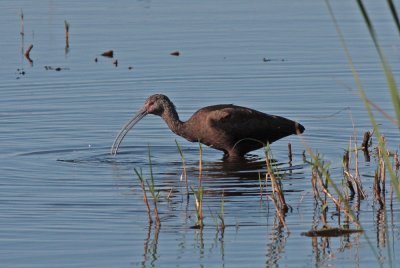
(179, 154, 305, 198)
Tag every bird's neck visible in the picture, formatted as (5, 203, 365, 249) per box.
(160, 106, 185, 136)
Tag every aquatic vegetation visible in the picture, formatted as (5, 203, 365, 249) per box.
(264, 144, 289, 229)
(175, 140, 189, 195)
(326, 0, 400, 202)
(135, 167, 154, 224)
(134, 147, 161, 226)
(190, 142, 205, 229)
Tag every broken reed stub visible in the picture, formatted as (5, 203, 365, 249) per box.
(361, 131, 371, 149)
(101, 50, 114, 58)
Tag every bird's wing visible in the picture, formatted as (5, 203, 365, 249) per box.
(206, 105, 299, 144)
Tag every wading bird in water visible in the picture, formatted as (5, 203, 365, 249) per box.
(111, 94, 305, 160)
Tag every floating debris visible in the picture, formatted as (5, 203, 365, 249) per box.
(263, 57, 285, 62)
(170, 51, 180, 56)
(24, 44, 33, 64)
(44, 66, 69, 71)
(128, 66, 133, 70)
(302, 227, 363, 237)
(101, 50, 114, 58)
(16, 68, 25, 75)
(16, 68, 26, 79)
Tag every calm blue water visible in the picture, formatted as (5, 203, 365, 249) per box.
(1, 1, 399, 267)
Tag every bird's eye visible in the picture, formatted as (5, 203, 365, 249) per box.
(146, 101, 155, 110)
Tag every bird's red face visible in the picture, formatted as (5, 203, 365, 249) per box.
(145, 99, 155, 112)
(144, 95, 165, 115)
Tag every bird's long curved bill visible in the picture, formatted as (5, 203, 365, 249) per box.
(111, 107, 147, 155)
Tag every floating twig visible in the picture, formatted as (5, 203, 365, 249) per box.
(24, 43, 33, 64)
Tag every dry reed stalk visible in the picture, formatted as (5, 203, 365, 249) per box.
(264, 146, 288, 229)
(135, 169, 153, 224)
(311, 168, 322, 202)
(374, 170, 384, 207)
(343, 149, 356, 197)
(395, 151, 399, 170)
(374, 136, 387, 207)
(288, 142, 292, 162)
(317, 176, 341, 210)
(265, 150, 288, 212)
(343, 137, 366, 201)
(20, 9, 24, 36)
(265, 170, 288, 229)
(353, 140, 367, 200)
(64, 20, 70, 48)
(390, 151, 399, 206)
(361, 131, 372, 149)
(194, 144, 204, 228)
(311, 155, 361, 228)
(152, 196, 161, 226)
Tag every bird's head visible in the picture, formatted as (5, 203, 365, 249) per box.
(111, 94, 175, 155)
(144, 94, 171, 116)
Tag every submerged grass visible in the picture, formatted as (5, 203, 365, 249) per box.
(134, 147, 161, 226)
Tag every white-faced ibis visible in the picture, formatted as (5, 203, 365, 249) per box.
(111, 94, 305, 159)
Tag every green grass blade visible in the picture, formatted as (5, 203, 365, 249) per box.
(387, 0, 400, 35)
(356, 0, 400, 125)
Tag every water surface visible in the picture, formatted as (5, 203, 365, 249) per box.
(1, 1, 399, 267)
